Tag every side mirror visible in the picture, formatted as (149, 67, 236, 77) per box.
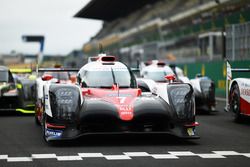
(165, 74, 176, 83)
(82, 88, 90, 96)
(42, 74, 53, 81)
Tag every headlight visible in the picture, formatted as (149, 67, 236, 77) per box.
(49, 86, 80, 121)
(168, 84, 194, 120)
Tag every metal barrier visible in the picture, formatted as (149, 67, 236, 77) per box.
(226, 22, 250, 61)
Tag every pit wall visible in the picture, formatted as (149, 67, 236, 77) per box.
(179, 60, 250, 98)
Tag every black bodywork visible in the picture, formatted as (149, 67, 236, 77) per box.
(43, 83, 198, 141)
(194, 77, 216, 111)
(0, 66, 35, 113)
(40, 60, 199, 142)
(0, 66, 18, 110)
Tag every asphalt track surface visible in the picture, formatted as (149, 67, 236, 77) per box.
(0, 100, 250, 167)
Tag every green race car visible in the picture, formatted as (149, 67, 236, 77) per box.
(0, 66, 35, 113)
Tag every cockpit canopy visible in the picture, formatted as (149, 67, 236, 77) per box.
(78, 61, 137, 88)
(141, 66, 174, 82)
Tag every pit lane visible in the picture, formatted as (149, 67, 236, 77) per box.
(0, 100, 250, 167)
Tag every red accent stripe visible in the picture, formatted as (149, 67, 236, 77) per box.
(46, 123, 66, 129)
(240, 97, 250, 115)
(184, 122, 199, 127)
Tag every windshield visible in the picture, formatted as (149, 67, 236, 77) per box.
(45, 72, 69, 80)
(143, 71, 166, 82)
(80, 68, 137, 88)
(0, 71, 8, 82)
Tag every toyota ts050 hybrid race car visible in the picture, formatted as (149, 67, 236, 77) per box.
(0, 66, 35, 113)
(226, 62, 250, 122)
(35, 55, 199, 142)
(173, 66, 216, 112)
(140, 60, 216, 111)
(139, 61, 216, 112)
(137, 61, 197, 117)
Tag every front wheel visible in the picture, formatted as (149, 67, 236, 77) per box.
(230, 84, 242, 122)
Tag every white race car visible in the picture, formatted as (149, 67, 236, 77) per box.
(226, 62, 250, 122)
(139, 61, 216, 112)
(137, 61, 197, 120)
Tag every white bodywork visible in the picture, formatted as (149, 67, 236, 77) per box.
(138, 78, 170, 104)
(190, 78, 202, 93)
(36, 77, 45, 101)
(229, 78, 250, 104)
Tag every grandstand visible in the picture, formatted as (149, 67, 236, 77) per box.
(76, 0, 250, 66)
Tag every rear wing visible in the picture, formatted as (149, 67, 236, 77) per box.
(38, 68, 79, 72)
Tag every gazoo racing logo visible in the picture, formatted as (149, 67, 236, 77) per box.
(118, 104, 134, 121)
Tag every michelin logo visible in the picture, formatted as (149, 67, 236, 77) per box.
(46, 129, 63, 138)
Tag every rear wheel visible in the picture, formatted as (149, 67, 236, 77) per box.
(230, 84, 242, 122)
(35, 114, 40, 125)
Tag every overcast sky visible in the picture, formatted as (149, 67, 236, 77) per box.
(0, 0, 102, 55)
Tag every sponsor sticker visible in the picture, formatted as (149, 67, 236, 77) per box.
(187, 128, 194, 136)
(119, 105, 132, 111)
(241, 88, 250, 96)
(45, 129, 63, 138)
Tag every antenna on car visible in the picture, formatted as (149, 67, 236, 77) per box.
(99, 43, 104, 54)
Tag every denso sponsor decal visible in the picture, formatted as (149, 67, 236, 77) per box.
(118, 104, 134, 121)
(45, 129, 63, 138)
(241, 88, 250, 96)
(119, 105, 133, 111)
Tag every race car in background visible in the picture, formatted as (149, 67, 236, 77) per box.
(139, 61, 216, 112)
(189, 74, 216, 112)
(10, 68, 36, 113)
(0, 66, 35, 113)
(138, 61, 196, 116)
(168, 64, 216, 112)
(226, 62, 250, 122)
(35, 55, 199, 143)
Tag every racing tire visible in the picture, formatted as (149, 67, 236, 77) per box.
(42, 114, 55, 145)
(41, 114, 49, 143)
(35, 114, 40, 125)
(230, 84, 243, 123)
(34, 102, 42, 125)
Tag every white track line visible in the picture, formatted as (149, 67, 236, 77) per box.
(32, 154, 57, 159)
(57, 156, 82, 161)
(1, 151, 250, 162)
(104, 155, 131, 160)
(197, 154, 226, 159)
(78, 153, 104, 158)
(151, 154, 179, 159)
(8, 157, 33, 162)
(168, 151, 197, 156)
(216, 97, 226, 102)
